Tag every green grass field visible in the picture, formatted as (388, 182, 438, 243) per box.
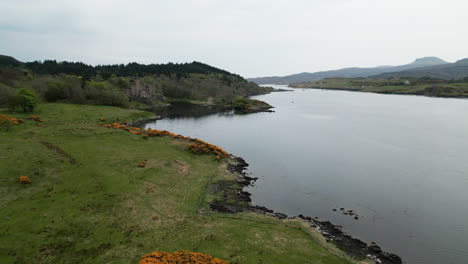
(0, 103, 365, 264)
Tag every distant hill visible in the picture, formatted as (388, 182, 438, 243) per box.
(372, 58, 468, 80)
(248, 57, 448, 84)
(0, 55, 22, 67)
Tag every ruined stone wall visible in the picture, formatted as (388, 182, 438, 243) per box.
(126, 79, 165, 103)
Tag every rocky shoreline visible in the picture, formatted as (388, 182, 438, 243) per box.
(234, 106, 275, 114)
(210, 155, 403, 264)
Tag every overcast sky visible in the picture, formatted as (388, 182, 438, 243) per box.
(1, 0, 467, 78)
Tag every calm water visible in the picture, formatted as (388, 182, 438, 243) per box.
(145, 86, 468, 264)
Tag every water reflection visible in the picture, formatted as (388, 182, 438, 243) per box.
(151, 102, 265, 119)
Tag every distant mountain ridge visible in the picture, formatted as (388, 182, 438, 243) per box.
(248, 57, 448, 84)
(372, 58, 468, 80)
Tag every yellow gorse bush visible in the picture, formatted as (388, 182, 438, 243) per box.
(188, 139, 228, 159)
(0, 115, 25, 125)
(100, 122, 229, 160)
(139, 250, 230, 264)
(18, 176, 32, 184)
(29, 115, 45, 122)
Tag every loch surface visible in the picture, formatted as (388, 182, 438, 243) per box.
(145, 86, 468, 264)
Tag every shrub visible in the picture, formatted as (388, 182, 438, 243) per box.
(188, 139, 228, 159)
(0, 115, 25, 127)
(18, 88, 39, 112)
(8, 88, 39, 113)
(84, 80, 129, 107)
(0, 83, 15, 106)
(18, 176, 32, 184)
(139, 250, 230, 264)
(99, 122, 228, 160)
(44, 82, 66, 101)
(29, 115, 44, 122)
(232, 97, 249, 108)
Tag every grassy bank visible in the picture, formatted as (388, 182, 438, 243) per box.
(0, 103, 364, 264)
(291, 78, 468, 97)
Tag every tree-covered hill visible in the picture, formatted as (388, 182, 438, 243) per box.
(0, 55, 22, 67)
(22, 60, 241, 80)
(0, 55, 272, 108)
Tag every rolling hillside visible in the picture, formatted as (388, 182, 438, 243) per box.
(373, 58, 468, 80)
(248, 57, 448, 85)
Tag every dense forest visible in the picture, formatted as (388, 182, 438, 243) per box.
(0, 55, 272, 110)
(0, 55, 239, 79)
(23, 60, 241, 80)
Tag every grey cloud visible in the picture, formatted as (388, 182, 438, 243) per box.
(1, 0, 467, 77)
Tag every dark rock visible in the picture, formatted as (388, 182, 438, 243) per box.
(369, 244, 383, 254)
(273, 212, 288, 219)
(308, 218, 403, 264)
(251, 205, 274, 214)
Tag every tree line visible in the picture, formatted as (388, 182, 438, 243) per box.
(23, 60, 242, 80)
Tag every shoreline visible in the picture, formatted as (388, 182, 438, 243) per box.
(288, 85, 468, 99)
(1, 102, 401, 263)
(136, 95, 403, 264)
(210, 155, 403, 264)
(140, 100, 275, 123)
(127, 115, 162, 127)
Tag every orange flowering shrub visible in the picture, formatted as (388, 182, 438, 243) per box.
(188, 139, 228, 159)
(147, 129, 186, 139)
(146, 129, 228, 159)
(99, 118, 106, 121)
(99, 122, 228, 160)
(0, 115, 25, 125)
(130, 130, 142, 135)
(18, 176, 32, 184)
(29, 115, 44, 122)
(139, 250, 230, 264)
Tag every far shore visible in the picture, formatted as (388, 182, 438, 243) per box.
(287, 84, 468, 99)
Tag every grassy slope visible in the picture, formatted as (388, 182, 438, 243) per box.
(0, 103, 364, 264)
(291, 78, 468, 97)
